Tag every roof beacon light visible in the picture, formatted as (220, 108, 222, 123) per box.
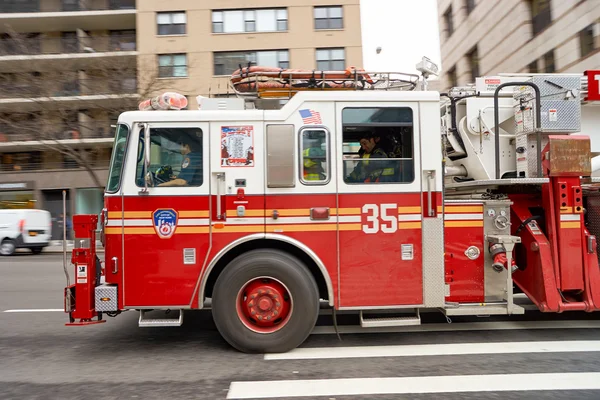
(139, 92, 188, 111)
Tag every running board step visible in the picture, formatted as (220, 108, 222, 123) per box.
(359, 310, 421, 328)
(444, 304, 525, 316)
(139, 310, 184, 327)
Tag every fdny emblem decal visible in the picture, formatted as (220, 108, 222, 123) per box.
(153, 209, 178, 239)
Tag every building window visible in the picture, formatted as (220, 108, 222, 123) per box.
(316, 48, 345, 71)
(467, 46, 479, 82)
(157, 12, 187, 35)
(212, 9, 288, 33)
(158, 54, 188, 78)
(543, 50, 555, 73)
(110, 29, 136, 51)
(277, 10, 288, 31)
(110, 0, 135, 10)
(444, 6, 454, 38)
(61, 31, 78, 53)
(447, 66, 457, 87)
(530, 0, 551, 36)
(213, 50, 289, 76)
(580, 24, 596, 58)
(300, 128, 329, 184)
(465, 0, 476, 15)
(0, 0, 40, 13)
(62, 0, 79, 11)
(314, 6, 343, 30)
(528, 60, 538, 73)
(244, 10, 256, 32)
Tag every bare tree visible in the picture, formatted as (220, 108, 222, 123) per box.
(0, 29, 180, 188)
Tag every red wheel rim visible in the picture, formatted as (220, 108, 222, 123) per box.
(236, 277, 292, 334)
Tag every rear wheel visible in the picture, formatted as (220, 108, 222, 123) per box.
(212, 249, 320, 353)
(0, 239, 16, 256)
(31, 247, 43, 255)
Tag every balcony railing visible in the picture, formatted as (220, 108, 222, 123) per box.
(0, 119, 118, 142)
(0, 0, 135, 13)
(0, 77, 138, 98)
(0, 34, 136, 56)
(0, 160, 110, 172)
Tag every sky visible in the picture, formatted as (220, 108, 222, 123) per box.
(360, 0, 441, 78)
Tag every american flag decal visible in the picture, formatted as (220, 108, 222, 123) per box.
(299, 109, 322, 125)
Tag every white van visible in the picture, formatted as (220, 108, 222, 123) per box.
(0, 209, 52, 256)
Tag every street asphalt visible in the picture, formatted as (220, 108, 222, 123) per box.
(1, 254, 600, 399)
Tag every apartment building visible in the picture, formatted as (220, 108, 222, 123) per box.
(136, 0, 363, 109)
(0, 0, 136, 237)
(437, 0, 600, 90)
(0, 0, 362, 238)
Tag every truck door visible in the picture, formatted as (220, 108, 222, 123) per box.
(264, 117, 338, 287)
(207, 121, 266, 256)
(336, 103, 423, 307)
(120, 122, 210, 307)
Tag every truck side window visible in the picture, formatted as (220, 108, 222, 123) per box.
(300, 128, 329, 184)
(341, 107, 414, 184)
(136, 127, 203, 188)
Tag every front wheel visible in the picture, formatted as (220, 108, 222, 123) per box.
(212, 249, 320, 353)
(31, 247, 43, 255)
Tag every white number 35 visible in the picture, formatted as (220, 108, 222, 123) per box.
(362, 204, 398, 234)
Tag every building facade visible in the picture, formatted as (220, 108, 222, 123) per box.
(136, 0, 363, 109)
(437, 0, 600, 90)
(0, 0, 136, 237)
(0, 0, 363, 238)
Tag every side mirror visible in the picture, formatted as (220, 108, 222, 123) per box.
(140, 123, 152, 193)
(144, 124, 151, 173)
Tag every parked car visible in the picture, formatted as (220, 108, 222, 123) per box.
(0, 209, 52, 256)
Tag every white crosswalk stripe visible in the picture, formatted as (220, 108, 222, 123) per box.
(226, 331, 600, 399)
(227, 372, 600, 399)
(264, 340, 600, 360)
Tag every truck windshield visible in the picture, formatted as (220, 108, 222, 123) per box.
(106, 124, 129, 193)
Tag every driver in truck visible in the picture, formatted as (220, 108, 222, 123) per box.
(158, 135, 202, 187)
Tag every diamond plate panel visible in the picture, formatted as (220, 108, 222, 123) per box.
(422, 217, 445, 307)
(516, 133, 549, 178)
(95, 285, 118, 312)
(514, 75, 581, 133)
(587, 195, 600, 256)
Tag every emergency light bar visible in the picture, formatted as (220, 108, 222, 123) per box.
(139, 92, 188, 111)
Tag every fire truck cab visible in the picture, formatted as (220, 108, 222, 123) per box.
(64, 66, 600, 354)
(97, 89, 442, 352)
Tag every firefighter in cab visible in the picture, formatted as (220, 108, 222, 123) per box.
(158, 135, 202, 187)
(347, 132, 394, 183)
(302, 137, 326, 181)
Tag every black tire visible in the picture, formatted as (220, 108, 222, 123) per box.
(31, 247, 43, 255)
(212, 249, 319, 353)
(0, 239, 16, 256)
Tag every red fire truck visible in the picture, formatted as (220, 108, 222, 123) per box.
(64, 61, 600, 353)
